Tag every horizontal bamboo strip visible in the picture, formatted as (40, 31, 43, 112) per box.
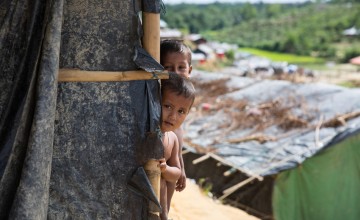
(192, 154, 210, 165)
(219, 176, 257, 201)
(58, 69, 169, 82)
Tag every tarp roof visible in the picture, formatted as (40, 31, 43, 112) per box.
(184, 70, 360, 177)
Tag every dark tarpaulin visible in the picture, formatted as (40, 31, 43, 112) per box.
(0, 0, 163, 219)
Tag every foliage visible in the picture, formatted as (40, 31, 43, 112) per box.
(238, 48, 324, 64)
(225, 50, 235, 62)
(161, 2, 360, 61)
(198, 178, 213, 195)
(338, 80, 360, 88)
(341, 48, 360, 63)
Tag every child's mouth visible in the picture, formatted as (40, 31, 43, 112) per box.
(164, 121, 173, 127)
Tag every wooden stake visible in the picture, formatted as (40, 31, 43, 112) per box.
(219, 176, 257, 200)
(223, 168, 237, 177)
(227, 134, 276, 144)
(181, 149, 191, 155)
(315, 115, 324, 147)
(192, 154, 210, 164)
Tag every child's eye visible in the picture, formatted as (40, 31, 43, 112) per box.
(164, 104, 171, 109)
(164, 66, 173, 71)
(178, 109, 186, 114)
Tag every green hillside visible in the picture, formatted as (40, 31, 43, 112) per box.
(161, 2, 360, 62)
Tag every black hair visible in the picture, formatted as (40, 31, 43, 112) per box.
(160, 40, 192, 65)
(161, 72, 195, 107)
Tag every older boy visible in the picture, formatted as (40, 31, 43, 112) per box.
(158, 72, 195, 220)
(160, 39, 192, 79)
(160, 40, 192, 195)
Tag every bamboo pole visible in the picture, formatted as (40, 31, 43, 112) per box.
(58, 69, 168, 82)
(144, 159, 161, 214)
(142, 9, 161, 218)
(209, 154, 263, 181)
(181, 149, 191, 155)
(192, 154, 210, 165)
(142, 12, 160, 61)
(219, 176, 257, 200)
(223, 167, 237, 177)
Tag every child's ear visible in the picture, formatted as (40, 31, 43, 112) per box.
(188, 65, 192, 76)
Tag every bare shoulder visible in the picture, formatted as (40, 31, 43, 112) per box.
(167, 131, 179, 144)
(167, 131, 179, 152)
(164, 131, 179, 160)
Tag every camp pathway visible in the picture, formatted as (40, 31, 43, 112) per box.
(169, 179, 260, 220)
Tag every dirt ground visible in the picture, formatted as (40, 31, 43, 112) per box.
(168, 179, 259, 220)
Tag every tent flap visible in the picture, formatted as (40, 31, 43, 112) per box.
(1, 0, 163, 219)
(273, 130, 360, 220)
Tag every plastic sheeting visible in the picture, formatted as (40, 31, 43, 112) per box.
(181, 70, 360, 218)
(0, 1, 63, 218)
(186, 70, 360, 177)
(273, 129, 360, 220)
(1, 0, 163, 219)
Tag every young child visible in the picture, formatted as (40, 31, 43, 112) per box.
(160, 39, 192, 79)
(160, 40, 192, 195)
(158, 72, 195, 220)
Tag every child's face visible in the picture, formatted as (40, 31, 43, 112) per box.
(161, 90, 193, 132)
(162, 52, 192, 78)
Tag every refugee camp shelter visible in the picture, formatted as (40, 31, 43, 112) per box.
(182, 70, 360, 220)
(1, 1, 167, 219)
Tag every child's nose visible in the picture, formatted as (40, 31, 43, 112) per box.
(169, 111, 177, 120)
(175, 67, 181, 74)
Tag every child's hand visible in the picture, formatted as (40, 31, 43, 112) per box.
(158, 158, 167, 173)
(175, 171, 186, 192)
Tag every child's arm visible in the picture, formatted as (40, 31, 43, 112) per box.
(159, 132, 181, 183)
(174, 128, 186, 192)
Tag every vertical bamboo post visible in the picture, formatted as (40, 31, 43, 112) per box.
(142, 9, 161, 217)
(144, 159, 161, 214)
(142, 12, 160, 61)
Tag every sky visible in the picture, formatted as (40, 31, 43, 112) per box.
(163, 0, 310, 4)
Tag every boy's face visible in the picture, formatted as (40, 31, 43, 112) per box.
(162, 52, 192, 78)
(161, 90, 193, 132)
